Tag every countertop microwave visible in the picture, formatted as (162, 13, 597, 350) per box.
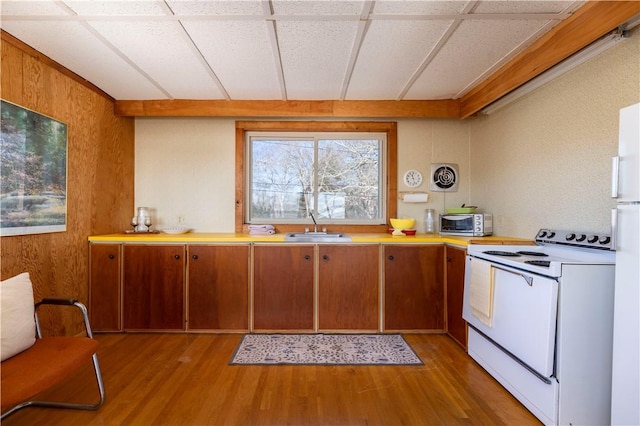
(439, 213, 493, 236)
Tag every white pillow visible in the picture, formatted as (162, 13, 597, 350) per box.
(1, 272, 36, 361)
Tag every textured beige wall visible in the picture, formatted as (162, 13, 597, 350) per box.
(135, 117, 237, 232)
(135, 117, 471, 232)
(397, 119, 471, 230)
(469, 28, 640, 238)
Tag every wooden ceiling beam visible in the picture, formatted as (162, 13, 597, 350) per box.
(114, 99, 460, 118)
(459, 1, 640, 118)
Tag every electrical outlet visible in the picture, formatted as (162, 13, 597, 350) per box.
(178, 215, 185, 224)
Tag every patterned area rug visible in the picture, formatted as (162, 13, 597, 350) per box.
(230, 334, 423, 365)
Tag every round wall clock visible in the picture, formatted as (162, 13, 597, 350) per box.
(403, 169, 423, 188)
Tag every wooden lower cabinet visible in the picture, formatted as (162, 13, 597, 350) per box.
(318, 245, 380, 331)
(123, 244, 186, 330)
(446, 246, 467, 348)
(384, 245, 444, 331)
(89, 240, 458, 335)
(89, 243, 121, 331)
(253, 244, 315, 331)
(187, 245, 250, 331)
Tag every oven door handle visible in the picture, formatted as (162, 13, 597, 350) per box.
(468, 324, 553, 385)
(492, 264, 534, 286)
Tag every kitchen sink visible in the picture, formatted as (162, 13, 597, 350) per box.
(284, 232, 352, 243)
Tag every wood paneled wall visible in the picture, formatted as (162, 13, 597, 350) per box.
(1, 32, 135, 334)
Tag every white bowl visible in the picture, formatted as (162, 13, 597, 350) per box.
(163, 226, 192, 234)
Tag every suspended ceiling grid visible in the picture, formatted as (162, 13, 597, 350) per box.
(0, 0, 585, 103)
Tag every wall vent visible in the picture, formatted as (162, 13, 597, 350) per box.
(429, 163, 459, 192)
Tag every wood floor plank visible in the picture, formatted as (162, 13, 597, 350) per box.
(2, 333, 541, 425)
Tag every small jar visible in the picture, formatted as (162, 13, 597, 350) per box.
(424, 209, 435, 233)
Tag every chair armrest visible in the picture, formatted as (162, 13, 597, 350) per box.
(36, 298, 78, 307)
(34, 299, 94, 339)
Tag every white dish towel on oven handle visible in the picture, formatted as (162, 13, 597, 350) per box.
(469, 258, 495, 327)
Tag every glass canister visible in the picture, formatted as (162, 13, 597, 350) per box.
(424, 209, 436, 233)
(136, 207, 151, 231)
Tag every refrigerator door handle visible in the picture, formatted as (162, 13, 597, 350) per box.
(611, 156, 620, 198)
(611, 208, 618, 251)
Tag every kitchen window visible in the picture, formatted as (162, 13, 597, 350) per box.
(235, 121, 397, 233)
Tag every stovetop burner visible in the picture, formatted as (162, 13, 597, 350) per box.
(525, 260, 551, 267)
(483, 250, 521, 257)
(517, 251, 549, 257)
(470, 229, 615, 278)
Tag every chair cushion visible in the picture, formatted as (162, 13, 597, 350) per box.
(1, 272, 36, 361)
(0, 336, 99, 411)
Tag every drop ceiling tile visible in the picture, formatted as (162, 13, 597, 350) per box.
(181, 20, 282, 99)
(472, 1, 577, 14)
(87, 20, 225, 99)
(277, 20, 358, 99)
(371, 1, 467, 16)
(346, 19, 453, 99)
(0, 20, 166, 99)
(272, 0, 365, 16)
(404, 18, 549, 99)
(0, 0, 69, 15)
(62, 0, 167, 16)
(166, 0, 265, 16)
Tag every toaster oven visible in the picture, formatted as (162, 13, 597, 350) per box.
(439, 213, 493, 236)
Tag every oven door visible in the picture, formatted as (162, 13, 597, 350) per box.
(463, 256, 559, 378)
(439, 214, 473, 235)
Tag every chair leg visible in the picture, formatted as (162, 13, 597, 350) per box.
(1, 353, 105, 420)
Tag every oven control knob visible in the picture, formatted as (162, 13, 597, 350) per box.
(566, 233, 576, 241)
(587, 235, 598, 243)
(547, 231, 556, 238)
(576, 234, 586, 242)
(599, 236, 611, 245)
(538, 230, 547, 238)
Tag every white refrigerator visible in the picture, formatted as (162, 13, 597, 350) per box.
(611, 102, 640, 425)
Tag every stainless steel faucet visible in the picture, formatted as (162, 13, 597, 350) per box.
(308, 212, 327, 233)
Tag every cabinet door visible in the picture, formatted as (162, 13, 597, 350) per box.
(384, 245, 444, 331)
(89, 243, 121, 331)
(318, 245, 379, 331)
(253, 245, 314, 331)
(446, 246, 467, 348)
(188, 245, 249, 331)
(123, 245, 185, 330)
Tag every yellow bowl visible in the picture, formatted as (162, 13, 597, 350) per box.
(390, 218, 415, 230)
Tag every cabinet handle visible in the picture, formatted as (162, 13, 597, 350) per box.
(446, 257, 451, 262)
(192, 255, 198, 260)
(108, 254, 115, 259)
(322, 254, 329, 260)
(174, 254, 181, 260)
(388, 255, 394, 260)
(304, 255, 311, 260)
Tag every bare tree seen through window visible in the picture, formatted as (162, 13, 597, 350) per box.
(250, 136, 382, 223)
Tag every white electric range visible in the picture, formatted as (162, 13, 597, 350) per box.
(463, 229, 616, 425)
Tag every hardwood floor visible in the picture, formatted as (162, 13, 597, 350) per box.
(3, 333, 541, 425)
